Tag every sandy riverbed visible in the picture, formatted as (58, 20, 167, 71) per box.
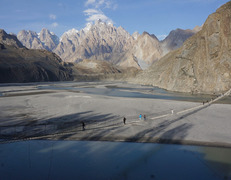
(0, 82, 231, 147)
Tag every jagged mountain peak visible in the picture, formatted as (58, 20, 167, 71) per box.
(132, 31, 140, 40)
(17, 28, 59, 51)
(39, 28, 59, 50)
(39, 28, 57, 38)
(18, 29, 38, 37)
(55, 21, 134, 63)
(161, 27, 197, 54)
(141, 31, 159, 41)
(61, 28, 79, 39)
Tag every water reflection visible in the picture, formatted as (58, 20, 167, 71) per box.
(0, 140, 230, 180)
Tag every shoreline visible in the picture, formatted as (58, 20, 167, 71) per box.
(2, 134, 231, 149)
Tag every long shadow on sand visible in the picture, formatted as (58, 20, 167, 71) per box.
(0, 111, 122, 140)
(1, 104, 211, 144)
(124, 104, 210, 144)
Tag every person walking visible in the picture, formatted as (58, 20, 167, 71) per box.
(81, 121, 85, 131)
(123, 117, 126, 125)
(143, 115, 146, 121)
(139, 114, 142, 120)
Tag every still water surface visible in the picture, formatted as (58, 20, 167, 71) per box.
(0, 140, 231, 180)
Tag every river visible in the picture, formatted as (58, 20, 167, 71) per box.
(0, 140, 231, 180)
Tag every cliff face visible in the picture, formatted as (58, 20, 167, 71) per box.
(135, 2, 231, 94)
(119, 32, 162, 69)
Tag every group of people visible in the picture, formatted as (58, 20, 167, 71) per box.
(81, 113, 147, 130)
(123, 114, 146, 125)
(139, 114, 146, 120)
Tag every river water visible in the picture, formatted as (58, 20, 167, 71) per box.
(1, 81, 231, 103)
(36, 81, 231, 104)
(0, 140, 230, 180)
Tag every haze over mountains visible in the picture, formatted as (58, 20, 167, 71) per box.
(17, 20, 200, 69)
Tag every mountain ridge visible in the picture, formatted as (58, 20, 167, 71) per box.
(16, 21, 199, 69)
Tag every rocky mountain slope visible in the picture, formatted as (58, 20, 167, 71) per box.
(134, 1, 231, 94)
(119, 28, 200, 69)
(0, 29, 72, 83)
(0, 29, 24, 48)
(17, 21, 198, 69)
(161, 27, 201, 55)
(55, 20, 134, 64)
(119, 32, 163, 69)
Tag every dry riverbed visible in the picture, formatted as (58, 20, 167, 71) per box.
(0, 82, 231, 147)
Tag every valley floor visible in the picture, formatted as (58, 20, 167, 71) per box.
(0, 82, 231, 147)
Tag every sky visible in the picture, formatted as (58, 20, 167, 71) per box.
(0, 0, 230, 40)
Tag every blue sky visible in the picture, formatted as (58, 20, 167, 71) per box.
(0, 0, 230, 40)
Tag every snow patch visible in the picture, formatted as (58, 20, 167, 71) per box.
(83, 23, 93, 32)
(60, 28, 79, 41)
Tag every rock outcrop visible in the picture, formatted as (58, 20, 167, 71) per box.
(134, 1, 231, 94)
(74, 59, 121, 74)
(0, 30, 72, 83)
(119, 32, 163, 69)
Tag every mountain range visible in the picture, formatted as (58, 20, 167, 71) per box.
(2, 1, 230, 94)
(17, 20, 200, 69)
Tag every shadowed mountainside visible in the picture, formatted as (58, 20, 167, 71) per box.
(0, 29, 72, 83)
